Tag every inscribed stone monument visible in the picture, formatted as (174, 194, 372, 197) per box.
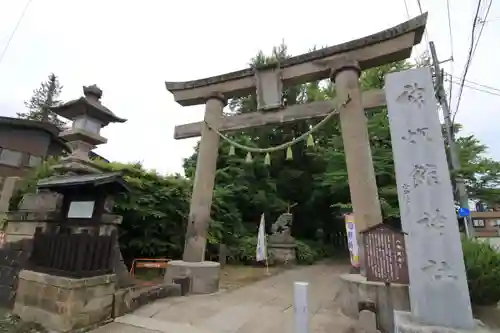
(385, 67, 474, 330)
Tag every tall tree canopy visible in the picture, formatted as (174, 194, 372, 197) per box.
(17, 73, 66, 128)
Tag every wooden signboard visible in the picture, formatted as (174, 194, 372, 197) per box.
(136, 262, 168, 269)
(129, 258, 170, 277)
(361, 223, 409, 284)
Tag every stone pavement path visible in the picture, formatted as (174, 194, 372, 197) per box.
(92, 263, 354, 333)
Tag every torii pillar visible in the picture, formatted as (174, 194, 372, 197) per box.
(164, 94, 225, 294)
(331, 57, 383, 273)
(183, 93, 226, 262)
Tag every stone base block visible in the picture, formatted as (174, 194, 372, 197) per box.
(13, 270, 116, 332)
(394, 311, 492, 333)
(268, 243, 296, 265)
(113, 288, 133, 318)
(113, 283, 181, 317)
(339, 274, 410, 333)
(164, 260, 220, 295)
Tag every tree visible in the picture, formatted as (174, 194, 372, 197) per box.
(17, 73, 66, 128)
(457, 133, 500, 207)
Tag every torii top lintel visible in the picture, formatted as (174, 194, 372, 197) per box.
(165, 13, 428, 107)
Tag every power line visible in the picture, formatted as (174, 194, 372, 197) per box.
(446, 72, 500, 94)
(403, 0, 411, 19)
(448, 71, 453, 107)
(471, 0, 493, 60)
(479, 15, 500, 23)
(416, 0, 430, 54)
(446, 0, 454, 61)
(452, 0, 484, 124)
(458, 82, 500, 97)
(446, 0, 455, 106)
(0, 0, 33, 67)
(447, 78, 500, 97)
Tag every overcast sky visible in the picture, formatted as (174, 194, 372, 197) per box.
(0, 0, 498, 176)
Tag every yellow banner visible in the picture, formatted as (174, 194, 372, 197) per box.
(344, 214, 359, 268)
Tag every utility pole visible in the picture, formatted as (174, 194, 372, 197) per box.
(429, 41, 475, 238)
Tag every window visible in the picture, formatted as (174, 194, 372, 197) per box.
(67, 201, 95, 219)
(28, 155, 42, 167)
(0, 148, 22, 167)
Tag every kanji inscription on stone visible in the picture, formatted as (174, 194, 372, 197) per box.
(409, 163, 440, 188)
(361, 223, 409, 284)
(401, 127, 432, 144)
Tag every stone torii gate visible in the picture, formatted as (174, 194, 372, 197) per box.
(164, 14, 427, 294)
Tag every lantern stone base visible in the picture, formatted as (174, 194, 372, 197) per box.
(268, 243, 296, 265)
(394, 311, 492, 333)
(164, 260, 220, 295)
(338, 274, 410, 333)
(13, 270, 116, 332)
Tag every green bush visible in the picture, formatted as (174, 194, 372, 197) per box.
(462, 238, 500, 305)
(228, 235, 258, 263)
(11, 159, 251, 263)
(295, 240, 318, 265)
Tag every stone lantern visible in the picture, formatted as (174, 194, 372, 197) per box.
(52, 84, 126, 171)
(45, 84, 133, 286)
(6, 84, 182, 332)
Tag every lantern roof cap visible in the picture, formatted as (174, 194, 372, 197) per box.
(51, 85, 127, 125)
(37, 171, 130, 194)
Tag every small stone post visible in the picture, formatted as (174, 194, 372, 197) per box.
(294, 281, 309, 333)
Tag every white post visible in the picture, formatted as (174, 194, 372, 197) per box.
(294, 281, 309, 333)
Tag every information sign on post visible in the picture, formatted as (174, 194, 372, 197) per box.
(344, 214, 359, 269)
(361, 223, 409, 284)
(458, 207, 470, 217)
